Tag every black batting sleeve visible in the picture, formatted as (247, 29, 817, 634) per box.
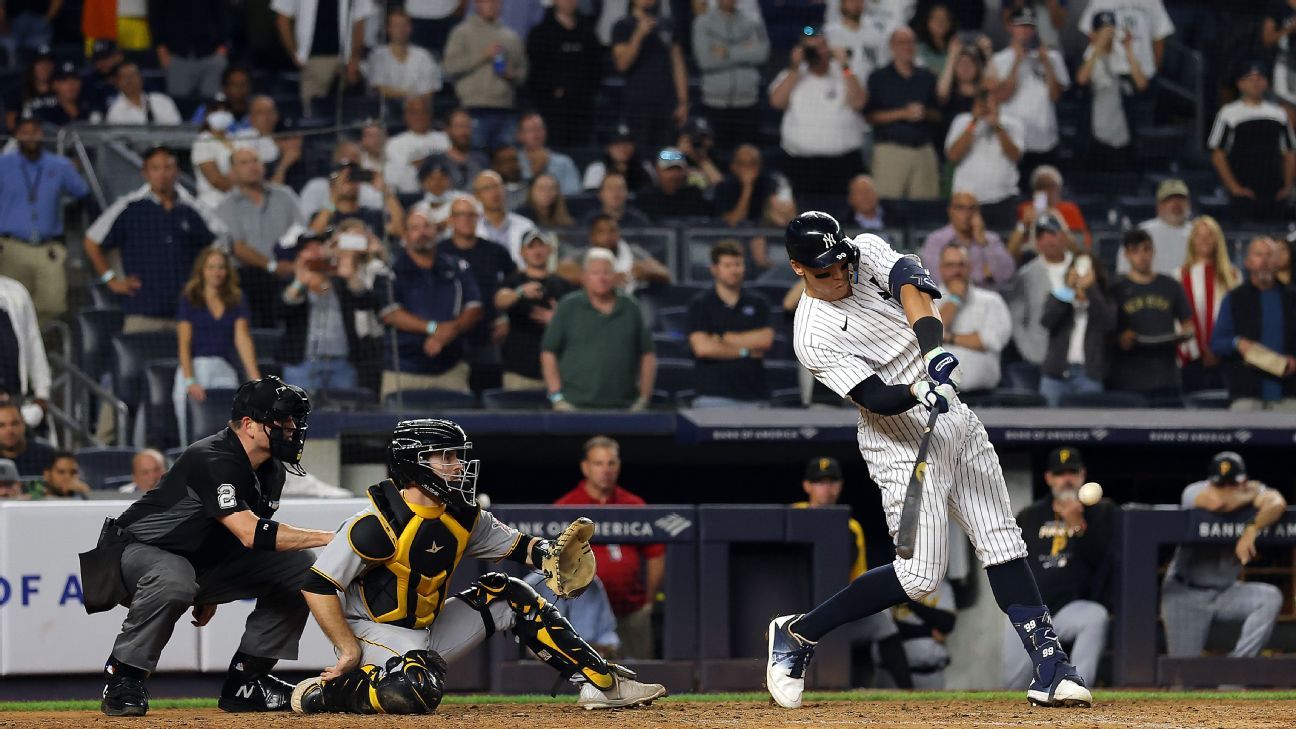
(912, 316, 944, 355)
(847, 375, 919, 416)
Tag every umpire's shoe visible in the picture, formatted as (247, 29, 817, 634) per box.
(218, 673, 294, 712)
(101, 664, 149, 717)
(576, 665, 667, 710)
(766, 614, 817, 709)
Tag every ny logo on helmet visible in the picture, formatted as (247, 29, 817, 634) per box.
(822, 233, 836, 249)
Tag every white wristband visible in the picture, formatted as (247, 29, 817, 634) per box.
(99, 270, 116, 284)
(266, 260, 278, 274)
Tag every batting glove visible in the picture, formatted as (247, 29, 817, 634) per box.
(924, 347, 963, 390)
(911, 381, 955, 413)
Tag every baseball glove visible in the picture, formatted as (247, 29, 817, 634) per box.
(541, 517, 597, 598)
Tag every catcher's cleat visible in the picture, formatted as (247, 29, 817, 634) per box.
(576, 668, 667, 710)
(101, 671, 149, 717)
(218, 672, 294, 712)
(1027, 665, 1093, 708)
(290, 676, 325, 714)
(766, 614, 816, 709)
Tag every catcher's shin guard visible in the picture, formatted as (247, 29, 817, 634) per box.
(302, 651, 447, 715)
(459, 572, 616, 690)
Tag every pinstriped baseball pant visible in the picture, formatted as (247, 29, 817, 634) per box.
(860, 400, 1028, 600)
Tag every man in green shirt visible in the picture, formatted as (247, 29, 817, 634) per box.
(542, 248, 656, 410)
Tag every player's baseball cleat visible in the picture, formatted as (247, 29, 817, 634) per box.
(577, 675, 668, 709)
(218, 672, 294, 712)
(1027, 665, 1093, 708)
(290, 676, 325, 714)
(766, 614, 816, 709)
(101, 672, 149, 717)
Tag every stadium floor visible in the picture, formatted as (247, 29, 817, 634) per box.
(2, 691, 1293, 728)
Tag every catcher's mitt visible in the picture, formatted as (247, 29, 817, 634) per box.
(541, 517, 597, 598)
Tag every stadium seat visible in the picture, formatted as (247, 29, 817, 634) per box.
(102, 475, 134, 491)
(1116, 195, 1157, 224)
(144, 361, 180, 450)
(765, 361, 800, 391)
(76, 307, 124, 379)
(314, 387, 379, 411)
(383, 388, 480, 410)
(766, 333, 794, 361)
(1059, 391, 1147, 408)
(249, 328, 284, 360)
(1183, 390, 1231, 409)
(165, 447, 185, 463)
(653, 333, 692, 360)
(1002, 362, 1041, 392)
(637, 283, 707, 311)
(964, 388, 1047, 408)
(654, 358, 695, 398)
(656, 306, 690, 336)
(481, 388, 551, 410)
(112, 331, 180, 414)
(769, 387, 803, 407)
(76, 447, 139, 490)
(188, 388, 239, 440)
(748, 282, 790, 308)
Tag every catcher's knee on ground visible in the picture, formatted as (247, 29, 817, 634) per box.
(308, 650, 447, 715)
(458, 572, 615, 689)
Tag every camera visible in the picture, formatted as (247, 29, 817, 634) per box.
(335, 160, 373, 183)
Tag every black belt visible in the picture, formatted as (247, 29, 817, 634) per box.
(1171, 574, 1224, 591)
(0, 235, 60, 245)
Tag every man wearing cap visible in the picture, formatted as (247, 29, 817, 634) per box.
(611, 0, 689, 150)
(769, 25, 867, 197)
(693, 0, 769, 152)
(1076, 10, 1149, 173)
(496, 229, 575, 390)
(919, 191, 1015, 289)
(383, 96, 449, 195)
(80, 39, 123, 115)
(1161, 451, 1286, 660)
(1209, 236, 1296, 411)
(992, 7, 1068, 186)
(4, 44, 53, 129)
(1109, 227, 1193, 403)
(0, 457, 24, 499)
(1003, 447, 1113, 690)
(1209, 61, 1296, 222)
(96, 376, 334, 717)
(1008, 211, 1074, 367)
(637, 147, 712, 220)
(582, 123, 655, 193)
(0, 115, 89, 321)
(1119, 179, 1191, 276)
(793, 456, 915, 690)
(687, 239, 773, 407)
(27, 62, 97, 126)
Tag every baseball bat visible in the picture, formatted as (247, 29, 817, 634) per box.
(895, 405, 941, 560)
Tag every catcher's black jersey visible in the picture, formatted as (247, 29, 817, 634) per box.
(312, 480, 523, 629)
(116, 427, 285, 568)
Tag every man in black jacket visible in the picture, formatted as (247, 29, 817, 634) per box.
(1001, 447, 1114, 690)
(526, 0, 603, 147)
(1210, 237, 1296, 411)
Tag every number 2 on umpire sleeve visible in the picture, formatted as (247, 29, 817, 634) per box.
(217, 484, 236, 510)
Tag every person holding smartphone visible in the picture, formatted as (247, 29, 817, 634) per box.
(1039, 251, 1116, 407)
(991, 6, 1068, 191)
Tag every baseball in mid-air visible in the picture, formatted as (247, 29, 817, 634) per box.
(1078, 482, 1103, 506)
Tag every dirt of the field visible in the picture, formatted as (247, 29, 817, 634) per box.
(0, 699, 1290, 729)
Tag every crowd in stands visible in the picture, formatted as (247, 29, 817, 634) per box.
(0, 0, 1295, 473)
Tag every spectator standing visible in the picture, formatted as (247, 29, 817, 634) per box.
(1011, 165, 1091, 256)
(28, 62, 96, 126)
(0, 402, 53, 476)
(104, 62, 183, 125)
(1077, 0, 1173, 129)
(1210, 238, 1296, 411)
(1039, 252, 1116, 407)
(692, 0, 769, 152)
(687, 240, 774, 407)
(217, 148, 306, 328)
(865, 27, 940, 200)
(516, 111, 581, 195)
(441, 108, 490, 189)
(84, 147, 225, 332)
(845, 174, 886, 231)
(496, 229, 576, 390)
(825, 0, 897, 80)
(383, 96, 449, 195)
(935, 37, 995, 151)
(473, 170, 534, 265)
(119, 449, 166, 494)
(0, 116, 89, 322)
(79, 40, 122, 116)
(1209, 61, 1296, 223)
(1267, 0, 1296, 113)
(443, 193, 518, 390)
(405, 0, 464, 52)
(31, 451, 89, 499)
(516, 174, 573, 229)
(554, 436, 665, 658)
(944, 92, 1024, 228)
(174, 246, 259, 445)
(991, 7, 1069, 180)
(915, 3, 954, 74)
(542, 248, 656, 411)
(1008, 213, 1071, 366)
(918, 191, 1015, 289)
(0, 275, 49, 412)
(1161, 452, 1286, 659)
(378, 209, 484, 398)
(611, 0, 689, 149)
(525, 0, 602, 148)
(1177, 216, 1239, 392)
(637, 148, 712, 220)
(0, 0, 57, 58)
(935, 244, 1012, 393)
(271, 0, 372, 106)
(768, 27, 867, 197)
(4, 44, 54, 131)
(1123, 179, 1192, 275)
(715, 145, 780, 227)
(582, 123, 655, 192)
(442, 0, 527, 151)
(1110, 229, 1194, 402)
(1076, 10, 1149, 172)
(368, 8, 442, 101)
(581, 173, 651, 228)
(148, 0, 229, 100)
(1003, 447, 1113, 690)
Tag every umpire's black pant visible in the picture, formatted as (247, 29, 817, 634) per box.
(110, 542, 314, 673)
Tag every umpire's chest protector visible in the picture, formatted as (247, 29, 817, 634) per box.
(349, 480, 478, 629)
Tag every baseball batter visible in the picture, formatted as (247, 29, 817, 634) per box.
(291, 419, 666, 715)
(765, 212, 1091, 709)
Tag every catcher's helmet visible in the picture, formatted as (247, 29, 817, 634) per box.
(388, 419, 480, 508)
(231, 376, 311, 475)
(785, 211, 857, 269)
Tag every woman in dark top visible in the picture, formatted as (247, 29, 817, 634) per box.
(1040, 254, 1116, 407)
(494, 229, 575, 390)
(517, 173, 574, 228)
(173, 245, 259, 444)
(916, 3, 956, 77)
(934, 38, 996, 157)
(6, 48, 54, 130)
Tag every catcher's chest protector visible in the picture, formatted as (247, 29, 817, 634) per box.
(350, 480, 479, 629)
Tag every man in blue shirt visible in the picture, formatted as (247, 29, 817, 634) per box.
(83, 146, 227, 333)
(378, 210, 484, 399)
(0, 115, 89, 321)
(1210, 237, 1296, 411)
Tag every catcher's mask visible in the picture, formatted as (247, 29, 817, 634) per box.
(388, 419, 480, 508)
(231, 376, 311, 476)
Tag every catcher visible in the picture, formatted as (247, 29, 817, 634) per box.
(291, 418, 667, 714)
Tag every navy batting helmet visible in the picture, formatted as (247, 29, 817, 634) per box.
(785, 211, 857, 269)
